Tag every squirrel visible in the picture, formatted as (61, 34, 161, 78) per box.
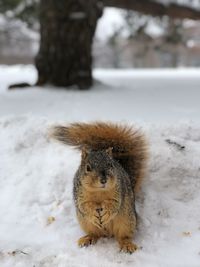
(51, 122, 148, 253)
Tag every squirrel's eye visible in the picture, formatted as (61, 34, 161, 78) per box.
(86, 164, 92, 172)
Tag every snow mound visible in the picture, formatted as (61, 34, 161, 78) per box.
(0, 116, 200, 267)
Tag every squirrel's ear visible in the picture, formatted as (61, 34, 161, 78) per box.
(106, 147, 113, 157)
(81, 147, 89, 159)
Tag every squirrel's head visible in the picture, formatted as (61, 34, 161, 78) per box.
(80, 147, 117, 192)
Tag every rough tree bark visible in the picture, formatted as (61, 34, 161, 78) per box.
(35, 0, 103, 89)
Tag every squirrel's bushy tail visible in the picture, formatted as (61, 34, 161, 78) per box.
(50, 122, 148, 192)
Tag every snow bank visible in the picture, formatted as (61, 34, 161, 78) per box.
(0, 115, 199, 267)
(0, 65, 200, 266)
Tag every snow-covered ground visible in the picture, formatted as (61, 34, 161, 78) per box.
(0, 65, 200, 267)
(1, 65, 200, 123)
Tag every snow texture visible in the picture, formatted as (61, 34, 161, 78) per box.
(0, 65, 200, 267)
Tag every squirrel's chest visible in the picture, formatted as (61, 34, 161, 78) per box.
(81, 190, 113, 203)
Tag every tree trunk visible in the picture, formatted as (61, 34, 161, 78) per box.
(35, 0, 103, 89)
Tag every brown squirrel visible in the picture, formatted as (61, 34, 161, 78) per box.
(51, 122, 148, 253)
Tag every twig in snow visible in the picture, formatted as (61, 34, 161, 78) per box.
(8, 250, 29, 256)
(165, 139, 185, 151)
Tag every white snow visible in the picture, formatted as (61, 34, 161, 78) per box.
(0, 65, 200, 123)
(0, 65, 200, 267)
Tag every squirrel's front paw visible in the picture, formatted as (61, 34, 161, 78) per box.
(98, 203, 117, 225)
(98, 209, 111, 225)
(90, 207, 111, 227)
(88, 206, 104, 228)
(97, 204, 116, 226)
(90, 214, 103, 228)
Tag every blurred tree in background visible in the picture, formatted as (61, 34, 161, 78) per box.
(0, 0, 22, 12)
(1, 0, 200, 89)
(35, 0, 103, 89)
(0, 0, 39, 28)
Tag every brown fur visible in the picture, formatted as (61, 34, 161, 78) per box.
(77, 186, 138, 253)
(50, 122, 148, 253)
(50, 122, 148, 193)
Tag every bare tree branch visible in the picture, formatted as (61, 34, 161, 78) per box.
(103, 0, 200, 20)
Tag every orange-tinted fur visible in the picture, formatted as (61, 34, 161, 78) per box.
(51, 122, 148, 253)
(51, 122, 148, 193)
(77, 187, 137, 252)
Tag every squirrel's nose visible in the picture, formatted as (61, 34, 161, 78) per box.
(100, 178, 107, 184)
